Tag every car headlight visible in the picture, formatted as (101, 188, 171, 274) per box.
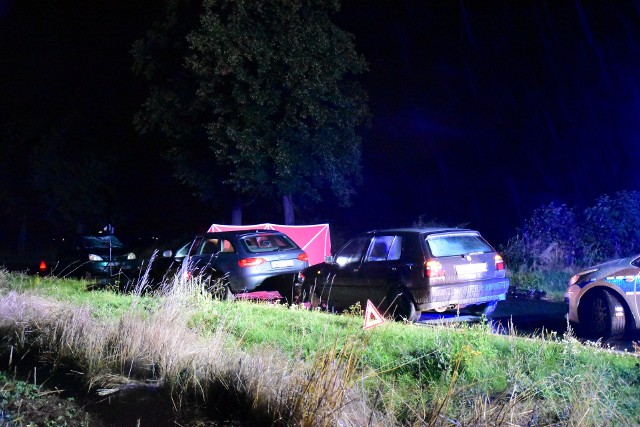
(127, 253, 136, 260)
(88, 254, 103, 261)
(568, 268, 598, 286)
(568, 274, 580, 287)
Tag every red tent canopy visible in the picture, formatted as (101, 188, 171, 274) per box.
(207, 223, 331, 266)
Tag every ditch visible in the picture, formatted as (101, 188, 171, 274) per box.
(0, 349, 245, 427)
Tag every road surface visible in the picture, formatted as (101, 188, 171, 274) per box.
(416, 297, 638, 352)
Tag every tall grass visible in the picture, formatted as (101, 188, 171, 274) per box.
(0, 272, 387, 426)
(1, 269, 639, 426)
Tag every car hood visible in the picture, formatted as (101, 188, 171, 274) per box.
(577, 255, 637, 282)
(82, 247, 132, 257)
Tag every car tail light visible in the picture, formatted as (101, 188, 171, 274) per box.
(425, 260, 445, 278)
(39, 260, 47, 274)
(495, 255, 505, 271)
(238, 257, 266, 268)
(297, 252, 308, 262)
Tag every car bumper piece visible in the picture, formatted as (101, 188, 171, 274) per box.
(418, 278, 510, 310)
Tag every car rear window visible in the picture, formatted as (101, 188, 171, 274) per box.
(242, 234, 299, 253)
(426, 233, 493, 257)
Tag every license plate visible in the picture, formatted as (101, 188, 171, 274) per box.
(455, 263, 487, 275)
(271, 260, 294, 268)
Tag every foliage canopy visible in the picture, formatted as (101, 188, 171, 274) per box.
(504, 191, 640, 270)
(132, 0, 369, 223)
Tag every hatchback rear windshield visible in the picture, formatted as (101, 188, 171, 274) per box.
(426, 233, 493, 257)
(242, 234, 299, 253)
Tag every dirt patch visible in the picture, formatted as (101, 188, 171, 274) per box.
(1, 371, 245, 427)
(1, 380, 103, 427)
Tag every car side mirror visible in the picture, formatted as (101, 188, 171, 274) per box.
(325, 255, 334, 263)
(162, 250, 173, 258)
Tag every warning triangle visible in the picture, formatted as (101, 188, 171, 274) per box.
(363, 300, 386, 330)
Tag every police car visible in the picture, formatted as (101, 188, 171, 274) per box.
(565, 255, 640, 340)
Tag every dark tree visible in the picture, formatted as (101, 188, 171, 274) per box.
(132, 0, 368, 224)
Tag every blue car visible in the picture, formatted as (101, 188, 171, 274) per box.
(185, 230, 309, 301)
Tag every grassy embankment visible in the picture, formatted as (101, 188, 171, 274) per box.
(1, 269, 639, 426)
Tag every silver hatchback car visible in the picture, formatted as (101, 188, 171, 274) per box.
(297, 228, 509, 321)
(565, 255, 640, 340)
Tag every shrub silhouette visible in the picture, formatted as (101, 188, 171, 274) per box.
(505, 191, 640, 271)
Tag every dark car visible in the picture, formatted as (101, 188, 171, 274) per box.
(56, 235, 140, 287)
(297, 227, 510, 321)
(141, 241, 192, 288)
(185, 230, 309, 300)
(565, 255, 640, 340)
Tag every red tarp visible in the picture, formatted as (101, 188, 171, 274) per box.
(207, 223, 331, 266)
(235, 290, 283, 301)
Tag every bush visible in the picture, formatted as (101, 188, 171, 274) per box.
(503, 202, 579, 271)
(505, 191, 640, 273)
(581, 191, 640, 262)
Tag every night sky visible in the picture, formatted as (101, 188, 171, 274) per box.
(2, 1, 640, 250)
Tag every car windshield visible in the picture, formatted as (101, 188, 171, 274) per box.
(242, 234, 298, 253)
(335, 236, 370, 266)
(81, 235, 124, 249)
(175, 242, 192, 257)
(426, 233, 493, 257)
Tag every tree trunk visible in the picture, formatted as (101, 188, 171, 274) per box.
(283, 194, 295, 225)
(231, 199, 243, 225)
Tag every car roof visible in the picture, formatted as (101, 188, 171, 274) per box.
(201, 230, 286, 239)
(363, 227, 478, 236)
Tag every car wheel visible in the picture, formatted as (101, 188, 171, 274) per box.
(468, 300, 498, 317)
(389, 289, 419, 322)
(205, 274, 232, 300)
(580, 290, 626, 340)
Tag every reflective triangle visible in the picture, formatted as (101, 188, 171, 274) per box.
(363, 300, 386, 330)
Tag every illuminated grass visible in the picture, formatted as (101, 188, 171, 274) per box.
(1, 270, 639, 426)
